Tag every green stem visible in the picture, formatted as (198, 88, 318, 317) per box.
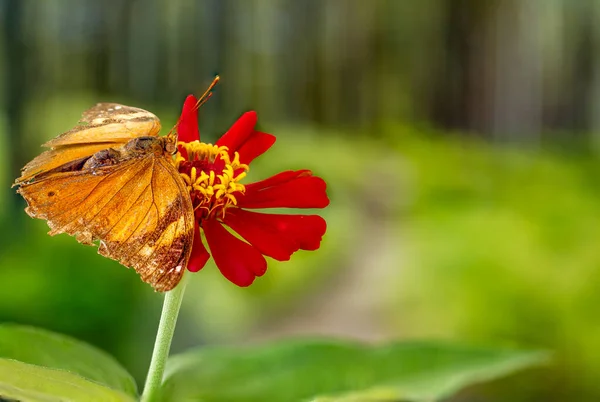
(140, 273, 190, 402)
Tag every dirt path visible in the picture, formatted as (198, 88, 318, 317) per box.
(250, 158, 407, 342)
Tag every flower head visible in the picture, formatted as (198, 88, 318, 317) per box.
(173, 90, 329, 286)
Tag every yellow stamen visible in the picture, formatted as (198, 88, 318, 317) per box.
(175, 141, 250, 216)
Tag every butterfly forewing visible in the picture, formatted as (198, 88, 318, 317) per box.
(16, 103, 161, 185)
(44, 103, 161, 147)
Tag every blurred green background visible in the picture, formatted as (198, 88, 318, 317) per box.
(1, 0, 599, 400)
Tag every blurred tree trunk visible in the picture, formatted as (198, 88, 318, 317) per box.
(585, 0, 600, 151)
(128, 0, 161, 101)
(2, 0, 28, 213)
(429, 0, 485, 133)
(106, 0, 132, 96)
(488, 0, 543, 145)
(567, 4, 593, 134)
(89, 5, 111, 94)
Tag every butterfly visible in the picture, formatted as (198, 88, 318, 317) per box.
(13, 103, 194, 292)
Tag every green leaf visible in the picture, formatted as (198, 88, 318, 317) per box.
(0, 358, 135, 402)
(0, 324, 137, 396)
(160, 339, 549, 402)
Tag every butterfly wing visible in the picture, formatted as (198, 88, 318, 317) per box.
(17, 154, 194, 292)
(44, 103, 161, 147)
(16, 103, 161, 185)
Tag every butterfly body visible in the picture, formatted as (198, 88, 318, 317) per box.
(83, 135, 174, 170)
(14, 104, 193, 292)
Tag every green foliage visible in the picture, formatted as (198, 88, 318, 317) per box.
(0, 324, 137, 397)
(159, 339, 548, 402)
(0, 358, 134, 402)
(0, 324, 547, 402)
(0, 216, 153, 381)
(385, 130, 600, 400)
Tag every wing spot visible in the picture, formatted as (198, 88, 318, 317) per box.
(91, 117, 109, 125)
(47, 191, 55, 197)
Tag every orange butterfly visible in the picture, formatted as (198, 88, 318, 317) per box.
(14, 103, 194, 292)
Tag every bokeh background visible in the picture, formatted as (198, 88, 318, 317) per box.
(1, 0, 599, 400)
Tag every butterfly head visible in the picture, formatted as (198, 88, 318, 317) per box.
(164, 133, 178, 155)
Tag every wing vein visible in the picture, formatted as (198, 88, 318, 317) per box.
(84, 158, 149, 231)
(127, 158, 160, 264)
(137, 160, 169, 271)
(101, 180, 152, 240)
(118, 185, 154, 248)
(43, 165, 130, 222)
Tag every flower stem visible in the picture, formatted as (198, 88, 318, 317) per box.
(140, 273, 190, 402)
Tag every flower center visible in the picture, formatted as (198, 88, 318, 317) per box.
(175, 141, 249, 221)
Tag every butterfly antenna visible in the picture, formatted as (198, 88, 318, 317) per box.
(194, 75, 220, 111)
(168, 75, 220, 140)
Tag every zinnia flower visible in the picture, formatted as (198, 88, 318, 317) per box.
(174, 91, 329, 287)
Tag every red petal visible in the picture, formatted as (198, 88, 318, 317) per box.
(237, 131, 276, 165)
(187, 222, 210, 272)
(216, 111, 257, 152)
(203, 219, 267, 287)
(224, 209, 327, 261)
(177, 95, 200, 143)
(245, 170, 311, 189)
(238, 170, 330, 209)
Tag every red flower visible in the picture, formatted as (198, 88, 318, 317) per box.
(174, 94, 329, 287)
